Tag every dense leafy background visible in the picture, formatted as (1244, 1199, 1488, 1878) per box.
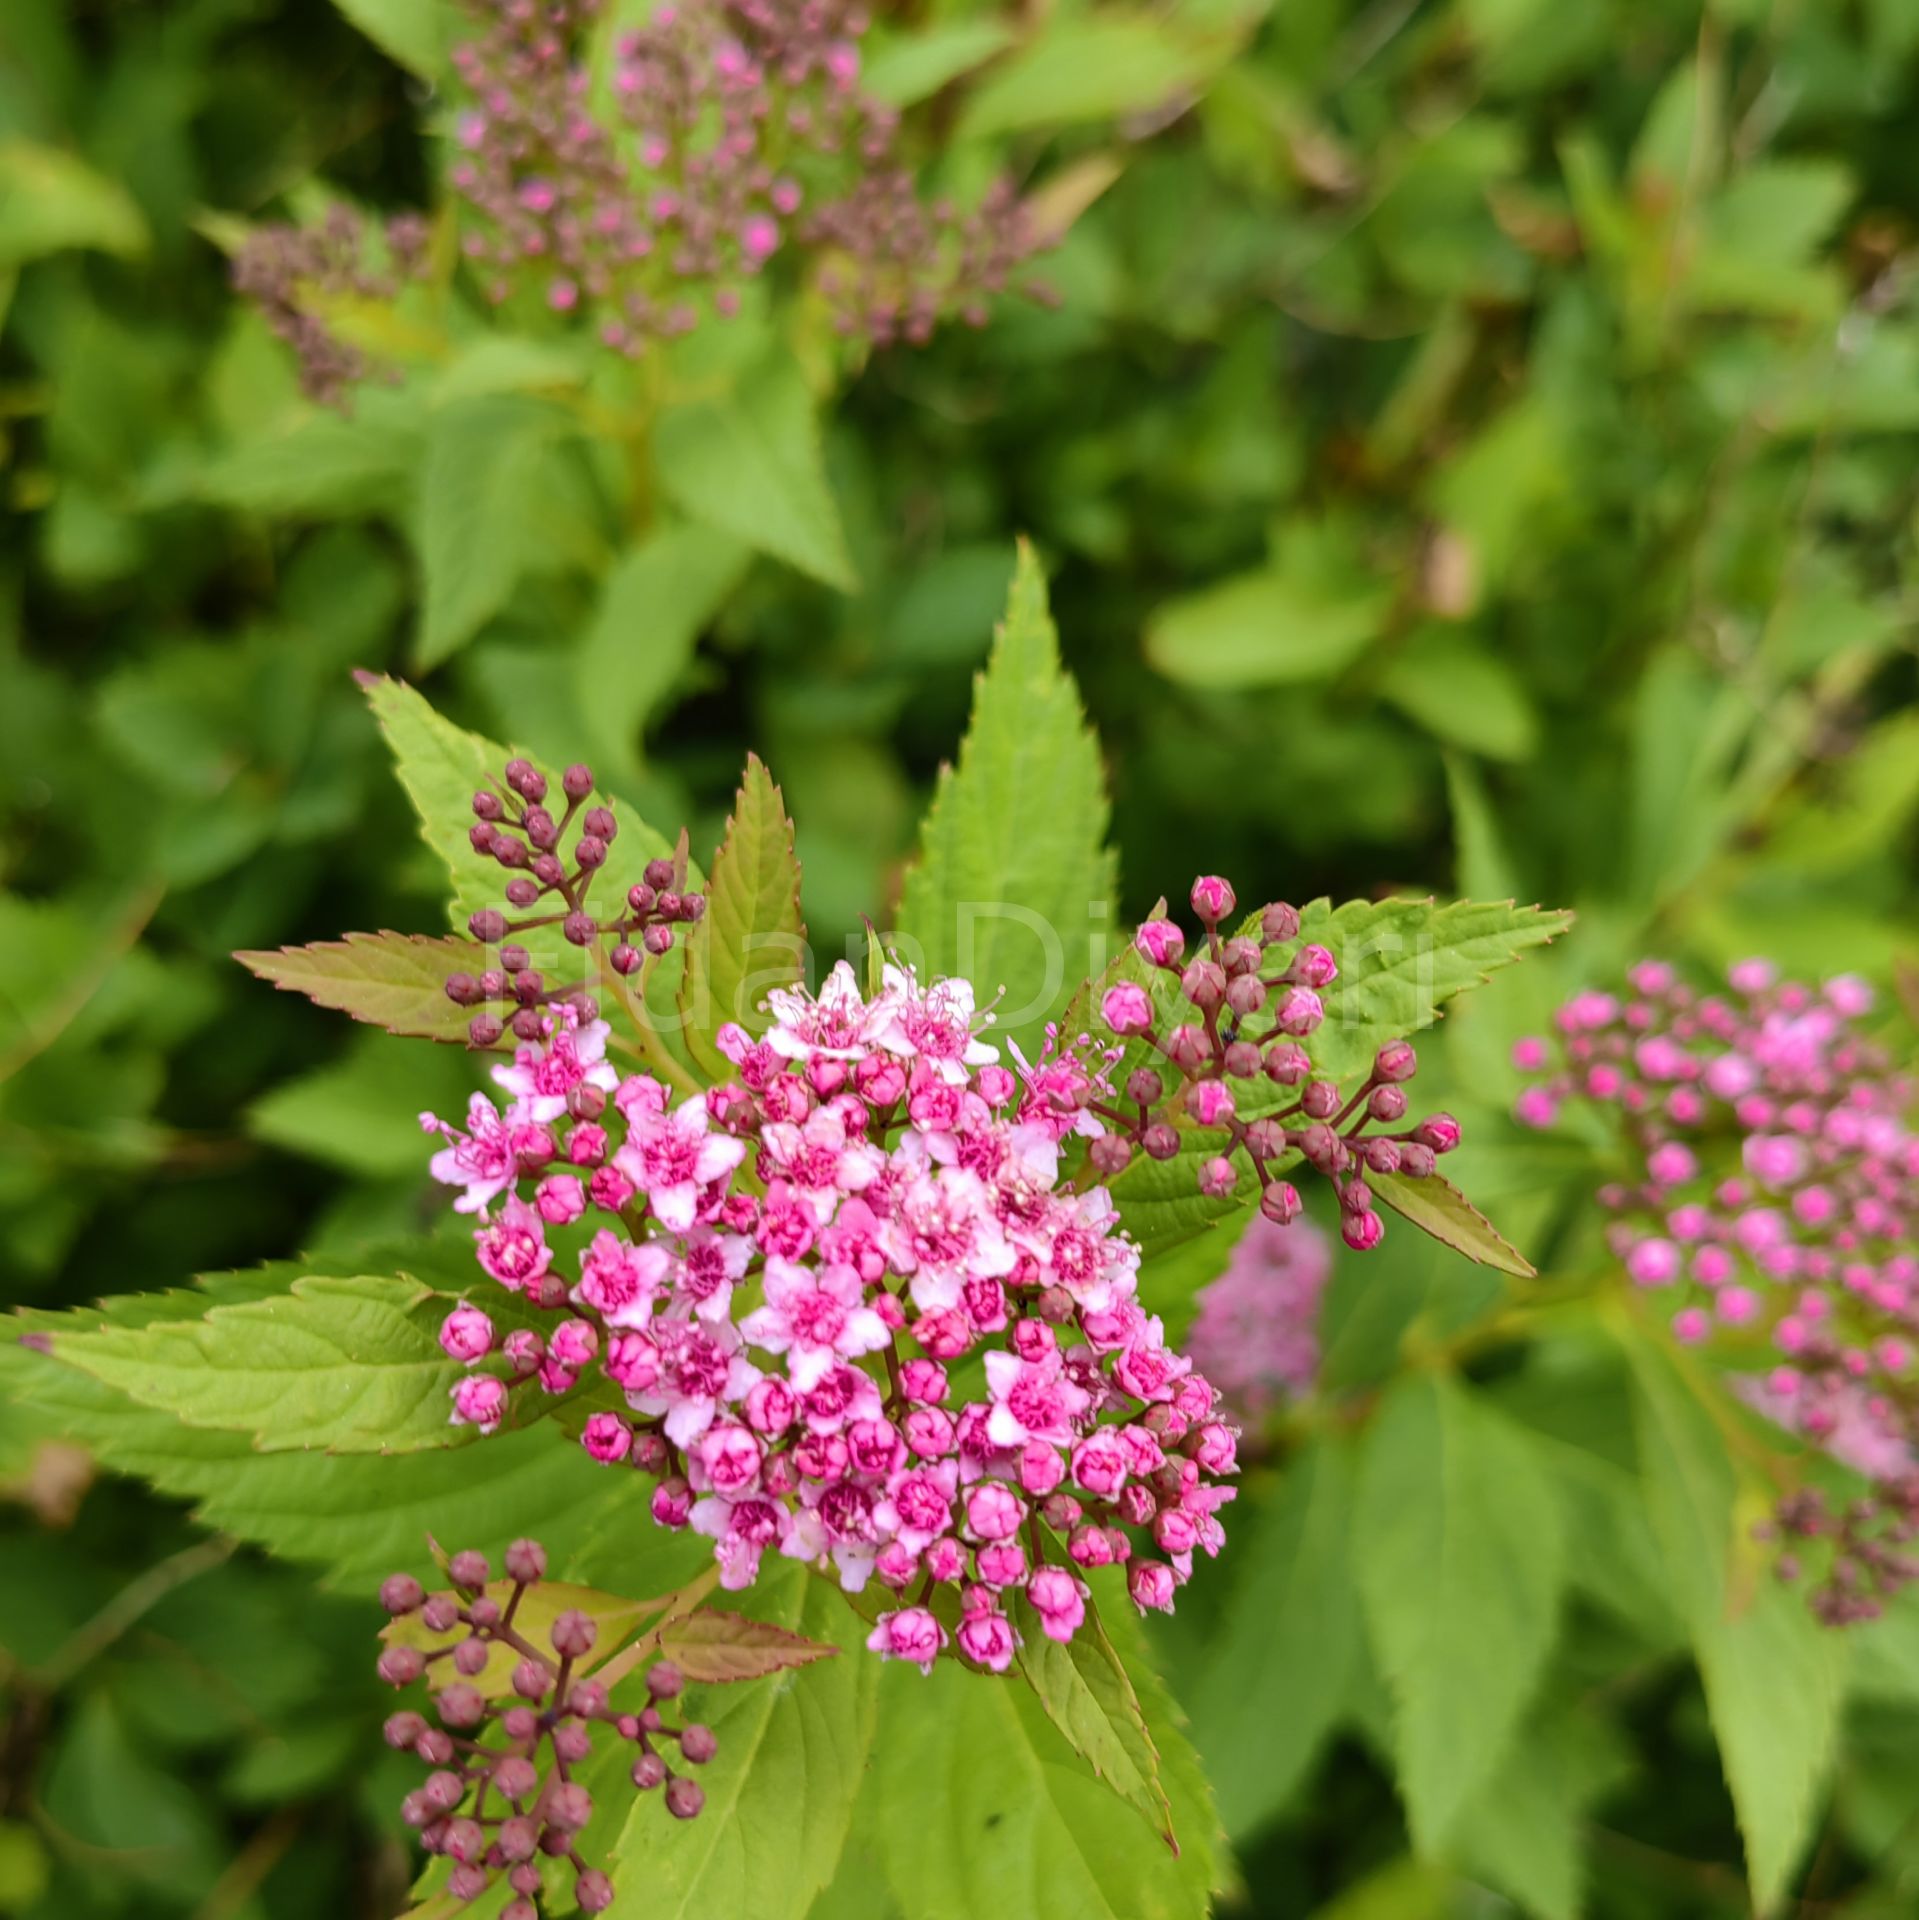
(3, 0, 1919, 1915)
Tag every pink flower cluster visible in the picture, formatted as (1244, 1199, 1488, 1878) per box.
(241, 0, 1050, 399)
(1182, 1215, 1333, 1424)
(1515, 959, 1919, 1621)
(1093, 876, 1465, 1248)
(422, 958, 1239, 1671)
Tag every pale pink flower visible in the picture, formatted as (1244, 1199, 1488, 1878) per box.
(490, 1014, 619, 1123)
(765, 960, 891, 1061)
(613, 1092, 749, 1232)
(739, 1256, 890, 1391)
(872, 964, 998, 1083)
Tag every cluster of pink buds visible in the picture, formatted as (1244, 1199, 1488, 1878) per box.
(1514, 959, 1919, 1622)
(231, 207, 431, 406)
(446, 754, 704, 1049)
(377, 1538, 713, 1916)
(1181, 1215, 1333, 1426)
(1095, 877, 1462, 1251)
(239, 0, 1051, 398)
(420, 901, 1240, 1669)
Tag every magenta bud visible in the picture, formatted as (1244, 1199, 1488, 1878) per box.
(1259, 1180, 1303, 1225)
(453, 1636, 490, 1676)
(512, 1658, 553, 1701)
(1264, 1041, 1311, 1085)
(632, 1750, 668, 1789)
(563, 912, 597, 945)
(1414, 1113, 1462, 1152)
(546, 1782, 593, 1831)
(1342, 1209, 1385, 1251)
(448, 1550, 490, 1591)
(468, 823, 497, 855)
(1368, 1084, 1408, 1123)
(448, 1863, 489, 1901)
(423, 1769, 465, 1813)
(379, 1573, 425, 1616)
(435, 1683, 486, 1728)
(577, 1871, 616, 1913)
(626, 882, 657, 915)
(646, 1660, 684, 1699)
(494, 1754, 539, 1800)
(383, 1710, 428, 1749)
(469, 909, 507, 942)
(1189, 875, 1236, 923)
(1166, 1025, 1210, 1072)
(1225, 974, 1267, 1018)
(1124, 1066, 1163, 1106)
(468, 1012, 504, 1049)
(680, 1724, 717, 1764)
(563, 763, 595, 800)
(1141, 1122, 1180, 1162)
(1301, 1080, 1341, 1120)
(1087, 1134, 1133, 1176)
(1223, 1041, 1263, 1078)
(1374, 1039, 1417, 1082)
(583, 806, 616, 840)
(1399, 1142, 1437, 1178)
(497, 1814, 539, 1861)
(1362, 1138, 1403, 1174)
(495, 836, 529, 869)
(665, 1778, 706, 1819)
(422, 1594, 460, 1633)
(506, 877, 540, 907)
(1179, 960, 1227, 1013)
(643, 923, 674, 955)
(1260, 901, 1300, 944)
(376, 1645, 424, 1687)
(576, 835, 608, 869)
(503, 1537, 547, 1584)
(550, 1609, 597, 1659)
(1197, 1156, 1237, 1198)
(472, 790, 504, 821)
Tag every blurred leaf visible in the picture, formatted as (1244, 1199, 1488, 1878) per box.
(235, 931, 495, 1046)
(46, 1275, 472, 1455)
(1188, 1435, 1362, 1840)
(679, 753, 805, 1077)
(576, 524, 749, 777)
(1013, 1591, 1175, 1846)
(1354, 1372, 1565, 1851)
(415, 395, 568, 668)
(1443, 753, 1523, 901)
(329, 0, 463, 80)
(656, 348, 854, 590)
(862, 21, 1015, 108)
(0, 138, 148, 266)
(1370, 1169, 1535, 1277)
(1628, 1330, 1848, 1913)
(198, 400, 422, 518)
(1377, 633, 1540, 762)
(1144, 561, 1386, 691)
(895, 540, 1116, 1058)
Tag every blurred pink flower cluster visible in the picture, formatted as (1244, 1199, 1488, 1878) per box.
(1182, 1215, 1333, 1423)
(1515, 959, 1919, 1621)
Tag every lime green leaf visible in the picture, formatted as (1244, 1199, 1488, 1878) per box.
(1369, 1169, 1534, 1277)
(44, 1276, 473, 1455)
(1354, 1373, 1565, 1852)
(863, 22, 1016, 107)
(895, 540, 1116, 1060)
(1144, 565, 1385, 691)
(1013, 1592, 1174, 1846)
(603, 1564, 874, 1920)
(415, 396, 567, 668)
(0, 139, 149, 268)
(1291, 895, 1573, 1081)
(575, 526, 749, 778)
(1376, 633, 1539, 762)
(234, 930, 494, 1046)
(870, 1597, 1216, 1919)
(958, 15, 1238, 138)
(1188, 1435, 1363, 1841)
(1103, 1121, 1247, 1261)
(328, 0, 463, 80)
(656, 350, 854, 590)
(1627, 1331, 1848, 1913)
(1442, 753, 1523, 902)
(197, 401, 422, 518)
(679, 754, 805, 1079)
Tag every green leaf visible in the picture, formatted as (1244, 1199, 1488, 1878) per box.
(602, 1564, 875, 1920)
(1292, 894, 1574, 1081)
(656, 350, 854, 590)
(1442, 753, 1523, 902)
(679, 754, 806, 1079)
(895, 540, 1116, 1060)
(234, 930, 496, 1046)
(0, 139, 148, 267)
(328, 0, 463, 80)
(386, 1575, 663, 1693)
(1627, 1330, 1848, 1912)
(958, 15, 1238, 138)
(44, 1275, 474, 1455)
(1103, 1121, 1248, 1261)
(575, 526, 749, 778)
(863, 22, 1017, 108)
(1376, 632, 1540, 762)
(197, 399, 422, 518)
(869, 1600, 1216, 1919)
(1013, 1592, 1174, 1847)
(415, 396, 567, 669)
(1369, 1169, 1534, 1277)
(1144, 564, 1386, 691)
(1187, 1435, 1363, 1841)
(1353, 1372, 1565, 1852)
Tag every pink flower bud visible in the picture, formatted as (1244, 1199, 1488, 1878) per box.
(956, 1609, 1017, 1671)
(536, 1174, 586, 1224)
(1289, 945, 1339, 989)
(1341, 1209, 1384, 1253)
(581, 1411, 632, 1463)
(439, 1305, 495, 1365)
(451, 1373, 508, 1432)
(1190, 876, 1236, 923)
(1414, 1113, 1462, 1153)
(1025, 1566, 1087, 1643)
(867, 1606, 944, 1672)
(1129, 1559, 1177, 1614)
(1135, 919, 1186, 968)
(1275, 987, 1323, 1036)
(1197, 1157, 1237, 1199)
(1101, 983, 1154, 1036)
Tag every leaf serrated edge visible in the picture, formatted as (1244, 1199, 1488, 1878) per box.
(1370, 1169, 1536, 1278)
(234, 929, 501, 1048)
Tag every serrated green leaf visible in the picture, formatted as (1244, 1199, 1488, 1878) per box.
(680, 754, 805, 1078)
(1294, 894, 1573, 1081)
(1369, 1169, 1534, 1276)
(869, 1592, 1216, 1919)
(1188, 1435, 1363, 1841)
(234, 930, 496, 1046)
(1354, 1372, 1565, 1852)
(655, 350, 854, 589)
(45, 1275, 473, 1455)
(895, 540, 1116, 1061)
(415, 396, 567, 668)
(601, 1564, 874, 1920)
(1627, 1329, 1848, 1912)
(1013, 1591, 1174, 1846)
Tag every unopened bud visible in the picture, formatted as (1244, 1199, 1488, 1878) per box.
(1374, 1039, 1417, 1082)
(665, 1778, 706, 1819)
(680, 1723, 717, 1764)
(512, 1657, 553, 1701)
(1166, 1025, 1210, 1072)
(444, 972, 482, 1007)
(643, 924, 674, 955)
(468, 823, 497, 855)
(524, 806, 558, 849)
(646, 1660, 685, 1699)
(1223, 1041, 1262, 1079)
(563, 763, 595, 800)
(644, 857, 675, 890)
(1259, 1180, 1303, 1225)
(1189, 875, 1236, 923)
(583, 806, 616, 840)
(468, 910, 507, 943)
(576, 1871, 616, 1914)
(495, 836, 529, 869)
(1180, 960, 1226, 1013)
(576, 835, 608, 869)
(1141, 1122, 1180, 1161)
(1087, 1134, 1133, 1176)
(1398, 1142, 1437, 1178)
(1225, 974, 1266, 1018)
(379, 1572, 425, 1615)
(632, 1750, 668, 1789)
(1368, 1084, 1408, 1123)
(563, 912, 598, 946)
(512, 1008, 544, 1042)
(472, 790, 504, 821)
(506, 877, 540, 907)
(1260, 901, 1300, 944)
(448, 1550, 489, 1591)
(550, 1609, 597, 1659)
(1124, 1066, 1163, 1107)
(377, 1645, 424, 1687)
(1301, 1080, 1341, 1120)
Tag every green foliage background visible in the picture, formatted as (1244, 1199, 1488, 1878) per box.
(3, 0, 1918, 1915)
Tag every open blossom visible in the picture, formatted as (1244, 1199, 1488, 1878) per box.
(492, 1011, 619, 1122)
(1517, 959, 1919, 1623)
(418, 948, 1238, 1666)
